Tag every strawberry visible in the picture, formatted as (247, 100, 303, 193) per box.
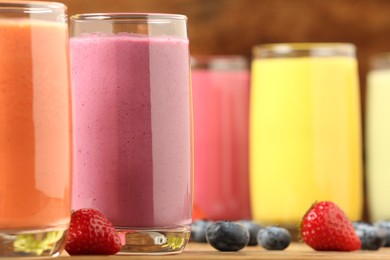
(65, 208, 122, 255)
(300, 201, 361, 251)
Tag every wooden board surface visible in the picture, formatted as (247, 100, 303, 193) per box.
(59, 242, 390, 259)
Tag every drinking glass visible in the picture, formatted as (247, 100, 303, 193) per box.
(191, 55, 251, 221)
(70, 13, 192, 254)
(366, 53, 390, 222)
(250, 43, 363, 228)
(0, 1, 71, 257)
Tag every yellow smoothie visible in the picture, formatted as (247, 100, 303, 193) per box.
(250, 54, 363, 226)
(366, 68, 390, 221)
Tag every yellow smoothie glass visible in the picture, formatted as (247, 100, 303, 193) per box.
(250, 43, 363, 228)
(366, 53, 390, 222)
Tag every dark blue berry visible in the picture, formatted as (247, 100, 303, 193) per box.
(238, 220, 262, 246)
(354, 223, 385, 250)
(375, 221, 390, 247)
(352, 221, 372, 230)
(190, 220, 213, 243)
(257, 226, 291, 250)
(206, 221, 249, 251)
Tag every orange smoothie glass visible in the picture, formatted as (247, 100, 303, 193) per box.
(0, 1, 72, 257)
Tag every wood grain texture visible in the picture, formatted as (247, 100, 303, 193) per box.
(59, 242, 390, 259)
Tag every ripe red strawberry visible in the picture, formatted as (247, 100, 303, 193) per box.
(65, 208, 121, 255)
(300, 201, 361, 251)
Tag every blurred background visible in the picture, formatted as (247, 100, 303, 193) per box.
(53, 0, 390, 221)
(57, 0, 390, 111)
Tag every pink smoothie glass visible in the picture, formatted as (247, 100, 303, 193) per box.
(192, 55, 251, 221)
(70, 14, 192, 254)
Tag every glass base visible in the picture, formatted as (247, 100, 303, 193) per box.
(117, 226, 190, 255)
(0, 226, 67, 258)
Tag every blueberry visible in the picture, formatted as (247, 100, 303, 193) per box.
(352, 221, 372, 230)
(257, 226, 291, 250)
(238, 220, 262, 246)
(206, 221, 249, 251)
(374, 221, 390, 247)
(190, 220, 213, 243)
(354, 223, 385, 250)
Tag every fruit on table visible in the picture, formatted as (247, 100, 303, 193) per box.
(257, 226, 291, 250)
(206, 221, 249, 251)
(375, 221, 390, 247)
(238, 220, 263, 246)
(300, 201, 361, 251)
(352, 221, 372, 231)
(65, 208, 122, 255)
(353, 222, 385, 250)
(190, 220, 213, 243)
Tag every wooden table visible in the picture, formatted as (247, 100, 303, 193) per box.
(59, 242, 390, 259)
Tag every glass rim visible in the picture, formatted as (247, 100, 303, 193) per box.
(192, 54, 247, 60)
(0, 1, 66, 13)
(70, 13, 187, 22)
(191, 55, 248, 70)
(370, 52, 390, 61)
(253, 42, 356, 58)
(370, 52, 390, 70)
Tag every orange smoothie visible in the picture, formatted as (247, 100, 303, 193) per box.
(0, 19, 72, 230)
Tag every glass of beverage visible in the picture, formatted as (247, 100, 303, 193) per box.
(366, 53, 390, 222)
(0, 1, 71, 257)
(250, 43, 363, 228)
(70, 13, 192, 254)
(191, 55, 251, 221)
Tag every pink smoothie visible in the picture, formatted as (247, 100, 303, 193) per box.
(70, 33, 192, 228)
(192, 67, 251, 220)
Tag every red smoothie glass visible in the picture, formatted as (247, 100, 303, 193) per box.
(191, 55, 251, 221)
(70, 13, 192, 254)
